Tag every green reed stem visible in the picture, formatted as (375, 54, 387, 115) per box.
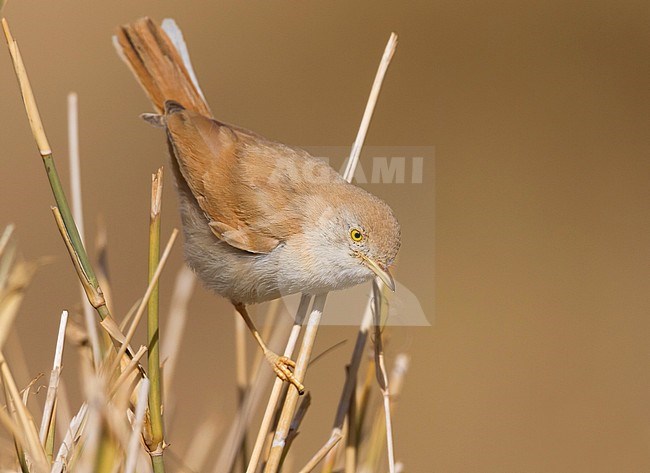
(3, 19, 110, 322)
(147, 169, 166, 473)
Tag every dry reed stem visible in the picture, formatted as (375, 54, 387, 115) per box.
(359, 353, 409, 473)
(323, 31, 398, 470)
(322, 304, 373, 472)
(371, 279, 397, 473)
(2, 379, 29, 473)
(282, 392, 311, 462)
(38, 311, 68, 446)
(2, 18, 113, 333)
(51, 403, 87, 472)
(344, 378, 357, 473)
(53, 380, 72, 452)
(245, 294, 311, 473)
(44, 408, 57, 466)
(297, 430, 343, 473)
(0, 224, 13, 245)
(110, 345, 148, 397)
(50, 207, 130, 362)
(215, 304, 299, 473)
(264, 293, 327, 473)
(119, 298, 143, 333)
(1, 18, 50, 154)
(264, 31, 398, 473)
(355, 356, 375, 450)
(94, 229, 117, 366)
(94, 217, 115, 316)
(21, 375, 40, 407)
(73, 380, 103, 473)
(50, 205, 94, 294)
(0, 228, 17, 304)
(90, 368, 137, 471)
(125, 379, 150, 473)
(67, 93, 83, 238)
(0, 351, 48, 471)
(0, 262, 35, 351)
(342, 32, 398, 182)
(0, 399, 22, 444)
(379, 367, 395, 472)
(67, 92, 102, 370)
(106, 392, 136, 450)
(160, 266, 195, 409)
(75, 360, 107, 473)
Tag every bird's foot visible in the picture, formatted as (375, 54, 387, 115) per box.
(265, 351, 305, 395)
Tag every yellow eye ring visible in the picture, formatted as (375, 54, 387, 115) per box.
(350, 228, 363, 242)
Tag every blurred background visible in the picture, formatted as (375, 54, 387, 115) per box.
(1, 1, 648, 471)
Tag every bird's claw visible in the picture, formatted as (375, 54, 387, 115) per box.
(266, 351, 305, 395)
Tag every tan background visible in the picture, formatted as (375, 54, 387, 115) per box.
(1, 1, 649, 471)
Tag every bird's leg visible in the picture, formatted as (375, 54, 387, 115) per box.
(233, 302, 305, 394)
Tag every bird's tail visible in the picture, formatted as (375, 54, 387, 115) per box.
(114, 17, 212, 118)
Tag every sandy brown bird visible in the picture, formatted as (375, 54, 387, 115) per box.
(114, 18, 400, 393)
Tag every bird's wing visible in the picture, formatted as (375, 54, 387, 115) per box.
(165, 105, 321, 254)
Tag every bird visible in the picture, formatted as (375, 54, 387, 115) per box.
(114, 17, 401, 394)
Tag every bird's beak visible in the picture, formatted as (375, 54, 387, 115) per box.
(360, 254, 395, 291)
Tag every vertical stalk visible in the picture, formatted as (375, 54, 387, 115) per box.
(233, 311, 249, 472)
(147, 168, 166, 473)
(371, 280, 395, 473)
(264, 294, 328, 473)
(2, 19, 110, 321)
(245, 295, 311, 473)
(44, 401, 56, 462)
(67, 92, 103, 369)
(344, 380, 357, 472)
(263, 31, 398, 473)
(2, 382, 28, 473)
(322, 305, 373, 473)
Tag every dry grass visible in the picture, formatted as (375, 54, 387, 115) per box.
(0, 14, 409, 473)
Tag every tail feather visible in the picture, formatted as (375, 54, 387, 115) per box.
(161, 19, 206, 104)
(114, 17, 212, 117)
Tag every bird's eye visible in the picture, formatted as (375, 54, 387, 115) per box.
(350, 228, 363, 242)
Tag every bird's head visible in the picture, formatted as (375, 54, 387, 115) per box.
(303, 184, 401, 291)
